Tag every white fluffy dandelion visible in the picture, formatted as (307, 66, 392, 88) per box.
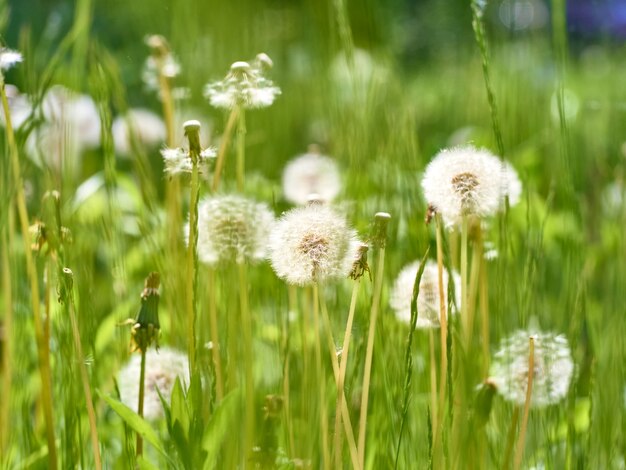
(0, 47, 23, 72)
(204, 54, 281, 110)
(195, 194, 275, 266)
(117, 347, 190, 421)
(0, 84, 31, 128)
(489, 330, 574, 408)
(268, 204, 360, 286)
(161, 146, 216, 177)
(282, 151, 341, 205)
(112, 108, 166, 156)
(390, 260, 461, 328)
(421, 145, 521, 227)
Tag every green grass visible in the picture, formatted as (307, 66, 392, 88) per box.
(1, 0, 626, 468)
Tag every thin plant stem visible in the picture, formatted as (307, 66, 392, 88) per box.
(466, 227, 483, 346)
(479, 255, 490, 375)
(185, 123, 202, 374)
(284, 284, 297, 457)
(358, 245, 386, 468)
(394, 249, 429, 469)
(461, 216, 469, 335)
(62, 269, 102, 470)
(136, 349, 147, 457)
(513, 337, 535, 470)
(0, 229, 13, 455)
(312, 282, 331, 469)
(433, 215, 448, 468)
(1, 80, 58, 470)
(429, 329, 438, 448)
(334, 278, 360, 469)
(238, 262, 255, 454)
(318, 286, 359, 470)
(236, 107, 246, 192)
(503, 408, 520, 470)
(212, 107, 240, 192)
(207, 268, 224, 400)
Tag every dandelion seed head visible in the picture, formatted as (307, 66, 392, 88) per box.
(112, 108, 166, 156)
(489, 330, 574, 408)
(195, 195, 275, 266)
(282, 151, 341, 206)
(421, 145, 512, 227)
(160, 145, 216, 177)
(268, 204, 359, 286)
(117, 347, 190, 421)
(204, 54, 281, 110)
(0, 84, 31, 129)
(390, 261, 461, 328)
(0, 48, 23, 71)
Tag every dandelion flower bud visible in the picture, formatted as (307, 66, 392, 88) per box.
(389, 261, 461, 328)
(421, 145, 520, 227)
(268, 204, 360, 286)
(195, 195, 275, 266)
(204, 54, 281, 110)
(117, 347, 190, 420)
(488, 330, 574, 408)
(282, 150, 341, 205)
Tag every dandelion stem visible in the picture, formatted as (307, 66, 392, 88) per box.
(334, 278, 360, 469)
(212, 107, 240, 192)
(467, 225, 483, 345)
(207, 268, 224, 401)
(433, 215, 448, 468)
(236, 107, 246, 192)
(136, 349, 147, 457)
(62, 269, 102, 470)
(185, 122, 202, 374)
(1, 78, 58, 470)
(312, 282, 331, 469)
(319, 286, 359, 470)
(358, 245, 386, 468)
(513, 337, 535, 470)
(461, 216, 469, 336)
(238, 262, 255, 454)
(479, 254, 490, 375)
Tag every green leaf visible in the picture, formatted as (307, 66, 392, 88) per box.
(99, 390, 167, 457)
(170, 377, 190, 440)
(137, 456, 160, 470)
(202, 388, 242, 470)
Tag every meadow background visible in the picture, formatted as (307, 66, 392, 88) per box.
(1, 0, 625, 468)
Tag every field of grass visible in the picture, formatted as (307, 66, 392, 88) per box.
(1, 0, 625, 468)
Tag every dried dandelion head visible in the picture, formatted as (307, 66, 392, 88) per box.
(488, 330, 574, 408)
(389, 261, 461, 328)
(0, 47, 22, 73)
(204, 53, 281, 110)
(421, 145, 520, 227)
(282, 149, 341, 206)
(195, 195, 275, 266)
(117, 347, 190, 420)
(268, 204, 360, 286)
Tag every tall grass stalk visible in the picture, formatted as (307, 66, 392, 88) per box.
(394, 249, 429, 469)
(433, 215, 448, 468)
(61, 268, 102, 470)
(318, 286, 359, 469)
(358, 212, 390, 468)
(0, 229, 13, 456)
(238, 262, 255, 454)
(334, 278, 360, 468)
(470, 0, 504, 156)
(1, 79, 58, 469)
(513, 337, 535, 470)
